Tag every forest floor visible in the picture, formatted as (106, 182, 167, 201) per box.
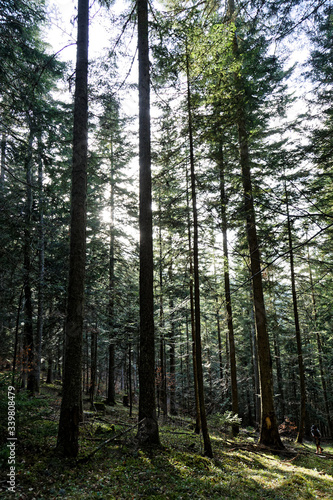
(1, 380, 333, 499)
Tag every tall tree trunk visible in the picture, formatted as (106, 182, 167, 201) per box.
(238, 117, 282, 448)
(107, 136, 116, 405)
(36, 134, 45, 393)
(268, 273, 285, 420)
(168, 241, 177, 416)
(129, 339, 133, 417)
(24, 128, 36, 396)
(89, 329, 97, 408)
(12, 288, 24, 386)
(186, 168, 201, 434)
(250, 305, 260, 429)
(285, 182, 306, 443)
(1, 131, 6, 185)
(137, 0, 159, 446)
(186, 46, 213, 458)
(107, 343, 116, 405)
(307, 246, 332, 436)
(219, 143, 239, 436)
(216, 298, 223, 385)
(158, 194, 167, 417)
(57, 0, 89, 457)
(227, 0, 283, 447)
(46, 356, 53, 384)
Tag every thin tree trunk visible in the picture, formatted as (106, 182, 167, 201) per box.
(185, 310, 191, 414)
(158, 194, 167, 417)
(24, 128, 36, 396)
(168, 243, 177, 416)
(186, 168, 201, 434)
(219, 142, 239, 436)
(57, 0, 89, 457)
(307, 246, 332, 436)
(12, 287, 24, 386)
(107, 343, 116, 405)
(285, 181, 306, 443)
(90, 329, 97, 408)
(46, 357, 53, 384)
(129, 340, 133, 417)
(216, 299, 223, 385)
(36, 134, 45, 393)
(250, 305, 260, 429)
(137, 0, 159, 446)
(85, 328, 89, 394)
(107, 136, 116, 405)
(272, 322, 285, 419)
(1, 131, 6, 185)
(268, 274, 285, 420)
(186, 46, 213, 458)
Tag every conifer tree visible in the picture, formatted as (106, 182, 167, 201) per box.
(57, 0, 89, 457)
(137, 0, 160, 446)
(225, 0, 284, 448)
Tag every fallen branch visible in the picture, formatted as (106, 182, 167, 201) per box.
(282, 453, 301, 463)
(78, 419, 145, 463)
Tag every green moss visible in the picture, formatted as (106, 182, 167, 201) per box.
(1, 386, 332, 499)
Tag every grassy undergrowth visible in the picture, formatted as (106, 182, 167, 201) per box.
(1, 382, 332, 499)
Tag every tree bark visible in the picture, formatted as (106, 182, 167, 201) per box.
(107, 342, 116, 405)
(1, 131, 6, 185)
(158, 195, 167, 417)
(250, 304, 261, 429)
(107, 136, 116, 406)
(12, 287, 24, 386)
(307, 246, 333, 437)
(168, 243, 177, 416)
(57, 0, 89, 457)
(36, 133, 45, 393)
(226, 0, 283, 447)
(129, 340, 133, 417)
(219, 142, 239, 436)
(285, 182, 306, 443)
(186, 46, 213, 458)
(24, 128, 36, 396)
(268, 273, 285, 420)
(238, 117, 283, 448)
(186, 168, 201, 434)
(216, 298, 223, 385)
(89, 329, 97, 409)
(137, 0, 159, 446)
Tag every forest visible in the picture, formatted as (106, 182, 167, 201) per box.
(0, 0, 333, 497)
